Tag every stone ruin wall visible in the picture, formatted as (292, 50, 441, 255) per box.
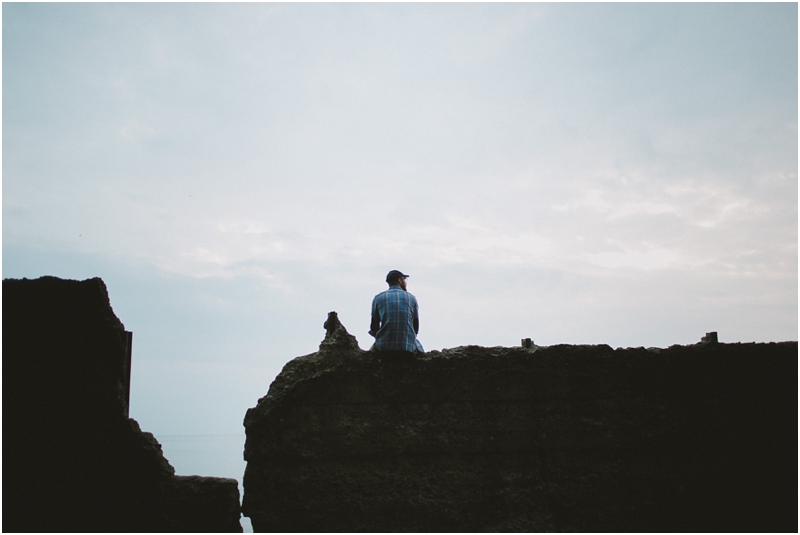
(243, 312, 797, 532)
(3, 276, 243, 532)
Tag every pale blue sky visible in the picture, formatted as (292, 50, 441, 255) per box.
(4, 3, 797, 437)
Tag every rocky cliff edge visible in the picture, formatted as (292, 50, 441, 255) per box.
(243, 311, 797, 532)
(3, 276, 243, 532)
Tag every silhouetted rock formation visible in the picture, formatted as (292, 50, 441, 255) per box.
(3, 276, 242, 532)
(243, 312, 797, 532)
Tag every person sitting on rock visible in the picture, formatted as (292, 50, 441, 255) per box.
(369, 270, 424, 356)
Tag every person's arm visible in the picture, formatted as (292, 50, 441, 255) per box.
(413, 297, 419, 335)
(369, 297, 381, 337)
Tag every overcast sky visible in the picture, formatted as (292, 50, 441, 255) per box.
(4, 2, 797, 437)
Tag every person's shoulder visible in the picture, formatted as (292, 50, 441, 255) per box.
(374, 288, 391, 300)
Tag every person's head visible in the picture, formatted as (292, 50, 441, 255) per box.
(386, 270, 409, 290)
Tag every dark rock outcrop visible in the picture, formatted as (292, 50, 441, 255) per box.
(243, 312, 797, 532)
(167, 476, 245, 532)
(3, 276, 242, 532)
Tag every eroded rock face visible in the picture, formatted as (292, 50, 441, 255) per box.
(243, 313, 797, 532)
(3, 276, 242, 532)
(167, 476, 244, 532)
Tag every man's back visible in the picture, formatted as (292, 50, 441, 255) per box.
(370, 285, 420, 352)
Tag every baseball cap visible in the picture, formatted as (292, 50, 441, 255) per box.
(386, 270, 410, 283)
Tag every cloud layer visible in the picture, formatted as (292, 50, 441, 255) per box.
(4, 3, 796, 434)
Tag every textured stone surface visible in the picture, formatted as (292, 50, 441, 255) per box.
(243, 313, 797, 532)
(167, 476, 243, 532)
(3, 276, 242, 532)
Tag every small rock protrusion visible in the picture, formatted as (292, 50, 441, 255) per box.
(700, 332, 718, 344)
(320, 311, 360, 352)
(521, 338, 533, 349)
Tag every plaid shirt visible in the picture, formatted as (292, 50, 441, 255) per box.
(369, 285, 422, 352)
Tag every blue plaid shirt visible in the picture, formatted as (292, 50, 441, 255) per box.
(369, 285, 423, 352)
